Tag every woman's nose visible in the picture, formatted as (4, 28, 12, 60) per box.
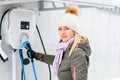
(61, 30, 65, 34)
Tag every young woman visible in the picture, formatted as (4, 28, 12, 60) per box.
(27, 5, 91, 80)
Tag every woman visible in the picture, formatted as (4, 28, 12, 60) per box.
(27, 5, 91, 80)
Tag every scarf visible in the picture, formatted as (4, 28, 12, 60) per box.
(53, 38, 74, 75)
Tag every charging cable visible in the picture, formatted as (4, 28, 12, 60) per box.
(23, 41, 38, 80)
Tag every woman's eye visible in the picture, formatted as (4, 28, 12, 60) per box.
(58, 26, 69, 31)
(58, 28, 62, 31)
(65, 27, 69, 30)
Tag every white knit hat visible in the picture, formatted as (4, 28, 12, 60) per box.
(58, 5, 79, 33)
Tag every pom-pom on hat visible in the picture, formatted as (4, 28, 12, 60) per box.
(58, 5, 79, 33)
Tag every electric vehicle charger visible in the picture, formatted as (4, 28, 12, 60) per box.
(0, 8, 36, 80)
(23, 41, 38, 80)
(0, 8, 52, 80)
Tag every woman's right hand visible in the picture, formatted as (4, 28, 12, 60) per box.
(27, 50, 43, 61)
(27, 50, 38, 59)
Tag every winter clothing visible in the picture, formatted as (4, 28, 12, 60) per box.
(53, 38, 74, 75)
(58, 13, 79, 33)
(36, 39, 91, 80)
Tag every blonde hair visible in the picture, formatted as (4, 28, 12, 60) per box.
(68, 33, 87, 57)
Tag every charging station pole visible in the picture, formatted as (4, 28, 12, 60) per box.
(12, 49, 16, 80)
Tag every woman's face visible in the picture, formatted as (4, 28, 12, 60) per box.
(58, 26, 75, 42)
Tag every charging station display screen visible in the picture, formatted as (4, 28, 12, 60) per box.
(21, 21, 30, 30)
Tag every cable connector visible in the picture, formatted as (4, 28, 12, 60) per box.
(22, 41, 31, 50)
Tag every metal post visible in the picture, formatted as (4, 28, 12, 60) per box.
(12, 49, 16, 80)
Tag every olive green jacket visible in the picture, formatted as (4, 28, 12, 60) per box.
(38, 39, 91, 80)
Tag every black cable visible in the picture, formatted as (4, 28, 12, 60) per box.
(0, 7, 16, 62)
(36, 25, 52, 80)
(0, 7, 16, 40)
(21, 69, 23, 80)
(0, 9, 10, 39)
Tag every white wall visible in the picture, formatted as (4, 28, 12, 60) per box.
(0, 1, 120, 80)
(78, 8, 120, 80)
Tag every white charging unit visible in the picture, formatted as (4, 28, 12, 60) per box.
(1, 8, 36, 80)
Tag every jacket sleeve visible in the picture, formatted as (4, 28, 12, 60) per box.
(70, 48, 89, 80)
(37, 53, 55, 65)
